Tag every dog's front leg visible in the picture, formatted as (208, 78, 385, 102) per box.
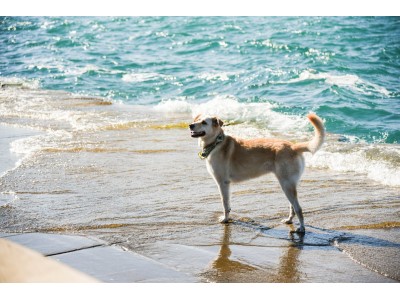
(216, 180, 231, 223)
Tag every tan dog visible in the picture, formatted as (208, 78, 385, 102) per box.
(189, 113, 325, 233)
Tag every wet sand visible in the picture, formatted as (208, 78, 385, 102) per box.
(0, 94, 399, 282)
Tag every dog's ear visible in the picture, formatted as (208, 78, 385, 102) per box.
(193, 114, 202, 122)
(212, 117, 224, 127)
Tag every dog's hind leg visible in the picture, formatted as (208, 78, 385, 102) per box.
(282, 204, 295, 224)
(277, 177, 305, 233)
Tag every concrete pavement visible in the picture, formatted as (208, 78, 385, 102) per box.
(0, 232, 196, 283)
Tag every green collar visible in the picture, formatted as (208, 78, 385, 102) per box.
(198, 132, 225, 160)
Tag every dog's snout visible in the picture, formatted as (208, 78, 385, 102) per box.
(189, 124, 195, 130)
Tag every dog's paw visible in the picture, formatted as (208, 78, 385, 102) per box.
(295, 226, 305, 234)
(289, 226, 305, 234)
(281, 218, 293, 224)
(219, 216, 230, 223)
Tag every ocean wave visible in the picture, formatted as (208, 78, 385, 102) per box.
(156, 95, 304, 123)
(7, 130, 70, 172)
(155, 95, 310, 139)
(10, 129, 73, 156)
(307, 144, 400, 186)
(285, 70, 391, 97)
(153, 97, 193, 114)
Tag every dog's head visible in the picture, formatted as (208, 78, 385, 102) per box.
(189, 114, 224, 139)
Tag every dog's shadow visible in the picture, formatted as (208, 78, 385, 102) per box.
(232, 218, 400, 248)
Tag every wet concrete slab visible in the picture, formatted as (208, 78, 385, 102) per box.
(54, 245, 196, 283)
(293, 245, 396, 283)
(124, 222, 397, 283)
(0, 238, 98, 282)
(334, 228, 400, 281)
(1, 232, 196, 282)
(1, 226, 397, 283)
(133, 241, 396, 283)
(5, 232, 104, 256)
(0, 232, 19, 238)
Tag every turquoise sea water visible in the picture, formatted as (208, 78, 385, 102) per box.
(1, 16, 399, 143)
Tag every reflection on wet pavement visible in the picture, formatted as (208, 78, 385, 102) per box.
(201, 223, 309, 282)
(199, 220, 398, 282)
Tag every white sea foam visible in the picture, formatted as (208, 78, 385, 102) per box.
(122, 72, 174, 82)
(218, 41, 228, 48)
(261, 39, 290, 51)
(122, 73, 157, 82)
(291, 70, 359, 86)
(306, 145, 400, 186)
(154, 98, 193, 114)
(155, 95, 309, 138)
(198, 72, 233, 82)
(192, 95, 274, 122)
(10, 130, 73, 155)
(7, 128, 80, 173)
(8, 134, 46, 172)
(10, 135, 44, 160)
(64, 64, 101, 76)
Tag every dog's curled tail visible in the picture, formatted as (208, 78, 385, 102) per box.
(292, 113, 325, 154)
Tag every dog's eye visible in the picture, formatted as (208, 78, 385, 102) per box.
(202, 121, 207, 125)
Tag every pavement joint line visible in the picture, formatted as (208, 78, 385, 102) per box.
(45, 243, 106, 257)
(44, 239, 131, 257)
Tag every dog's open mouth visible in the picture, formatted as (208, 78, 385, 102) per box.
(191, 131, 206, 138)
